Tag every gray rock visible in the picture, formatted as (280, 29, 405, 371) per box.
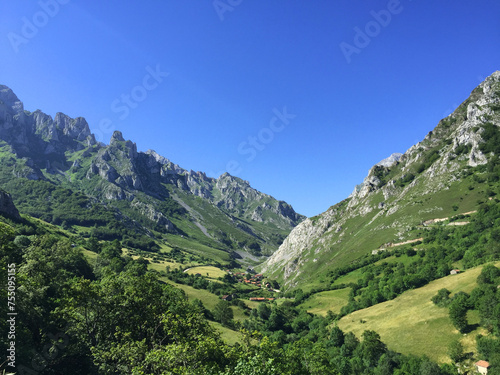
(0, 190, 21, 220)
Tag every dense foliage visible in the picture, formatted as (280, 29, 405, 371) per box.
(1, 217, 457, 375)
(0, 179, 165, 251)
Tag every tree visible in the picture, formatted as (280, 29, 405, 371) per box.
(87, 236, 101, 253)
(477, 335, 500, 361)
(257, 303, 272, 321)
(447, 339, 464, 363)
(341, 332, 359, 357)
(478, 264, 500, 285)
(449, 292, 470, 333)
(213, 300, 234, 327)
(328, 326, 345, 348)
(431, 288, 451, 307)
(358, 330, 387, 367)
(419, 359, 442, 375)
(266, 308, 286, 332)
(14, 234, 31, 248)
(375, 353, 397, 375)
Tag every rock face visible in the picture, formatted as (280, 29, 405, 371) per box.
(262, 71, 500, 288)
(0, 85, 97, 171)
(376, 153, 403, 168)
(0, 190, 20, 220)
(0, 84, 304, 256)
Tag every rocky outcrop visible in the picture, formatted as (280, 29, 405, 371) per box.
(0, 190, 21, 220)
(145, 149, 185, 175)
(377, 153, 403, 167)
(131, 200, 176, 232)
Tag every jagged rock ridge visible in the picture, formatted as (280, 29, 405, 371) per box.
(0, 85, 305, 258)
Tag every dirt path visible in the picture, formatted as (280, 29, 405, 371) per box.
(389, 238, 424, 247)
(423, 210, 477, 226)
(373, 210, 477, 254)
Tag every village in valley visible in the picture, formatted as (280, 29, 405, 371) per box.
(222, 271, 279, 302)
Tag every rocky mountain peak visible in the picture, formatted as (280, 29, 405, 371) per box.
(480, 70, 500, 94)
(109, 131, 137, 159)
(0, 83, 305, 258)
(348, 153, 403, 199)
(145, 149, 185, 174)
(110, 130, 126, 143)
(0, 85, 24, 113)
(54, 112, 92, 142)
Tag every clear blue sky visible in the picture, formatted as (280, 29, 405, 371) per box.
(1, 1, 499, 217)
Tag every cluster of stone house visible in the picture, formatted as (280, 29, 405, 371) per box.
(230, 272, 273, 290)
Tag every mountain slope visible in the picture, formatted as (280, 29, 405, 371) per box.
(0, 84, 304, 260)
(338, 261, 500, 363)
(262, 71, 500, 288)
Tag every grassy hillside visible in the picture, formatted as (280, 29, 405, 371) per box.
(299, 287, 350, 316)
(338, 261, 500, 363)
(185, 265, 227, 279)
(276, 177, 489, 292)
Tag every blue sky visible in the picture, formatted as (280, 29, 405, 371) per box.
(1, 1, 499, 217)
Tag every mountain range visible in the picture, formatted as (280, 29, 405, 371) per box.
(1, 71, 499, 288)
(0, 84, 304, 264)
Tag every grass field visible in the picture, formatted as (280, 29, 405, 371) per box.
(338, 261, 500, 363)
(160, 276, 250, 321)
(300, 288, 351, 316)
(210, 322, 245, 345)
(147, 260, 179, 273)
(165, 234, 232, 264)
(185, 266, 227, 279)
(160, 276, 222, 310)
(81, 248, 98, 260)
(332, 268, 365, 286)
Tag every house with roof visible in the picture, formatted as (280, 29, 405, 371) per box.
(475, 360, 490, 375)
(450, 269, 461, 275)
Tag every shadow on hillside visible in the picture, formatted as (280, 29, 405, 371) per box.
(463, 323, 480, 334)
